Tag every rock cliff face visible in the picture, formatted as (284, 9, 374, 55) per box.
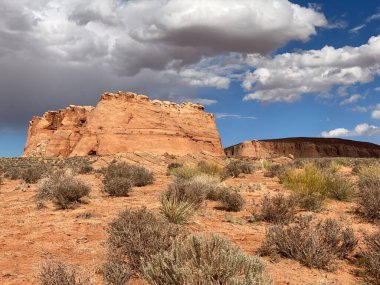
(225, 137, 380, 158)
(24, 92, 224, 157)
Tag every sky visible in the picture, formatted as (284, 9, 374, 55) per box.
(0, 0, 380, 157)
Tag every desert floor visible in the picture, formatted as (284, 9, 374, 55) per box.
(0, 155, 379, 285)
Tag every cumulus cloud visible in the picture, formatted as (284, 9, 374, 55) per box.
(321, 123, 380, 138)
(243, 36, 380, 103)
(0, 0, 327, 130)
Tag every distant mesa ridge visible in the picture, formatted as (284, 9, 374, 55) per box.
(23, 91, 380, 158)
(23, 91, 224, 157)
(224, 137, 380, 158)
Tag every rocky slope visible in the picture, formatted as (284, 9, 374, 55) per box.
(23, 91, 224, 157)
(225, 137, 380, 158)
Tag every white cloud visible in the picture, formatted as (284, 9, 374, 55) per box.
(375, 87, 380, 92)
(349, 106, 368, 113)
(340, 94, 362, 105)
(215, 113, 256, 120)
(321, 123, 380, 138)
(367, 12, 380, 22)
(371, 104, 380, 119)
(350, 24, 366, 33)
(243, 36, 380, 103)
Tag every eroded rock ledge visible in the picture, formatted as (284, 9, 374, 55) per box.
(24, 91, 224, 157)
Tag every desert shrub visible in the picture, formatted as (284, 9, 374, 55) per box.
(103, 177, 133, 197)
(362, 231, 380, 284)
(166, 162, 183, 175)
(160, 196, 196, 224)
(259, 216, 357, 269)
(104, 162, 154, 187)
(325, 174, 355, 201)
(162, 179, 209, 209)
(264, 163, 294, 180)
(282, 165, 328, 211)
(21, 167, 47, 183)
(357, 178, 380, 223)
(222, 160, 255, 179)
(78, 164, 93, 174)
(197, 161, 223, 176)
(352, 158, 380, 174)
(103, 259, 132, 285)
(106, 208, 180, 272)
(37, 170, 90, 209)
(168, 165, 201, 180)
(358, 165, 380, 189)
(218, 188, 245, 212)
(142, 235, 271, 285)
(38, 260, 89, 285)
(253, 194, 297, 224)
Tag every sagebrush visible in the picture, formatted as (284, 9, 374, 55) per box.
(142, 235, 272, 285)
(259, 216, 357, 269)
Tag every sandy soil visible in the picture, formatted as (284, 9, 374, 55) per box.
(0, 158, 378, 285)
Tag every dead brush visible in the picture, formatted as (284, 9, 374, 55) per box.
(38, 259, 91, 285)
(259, 215, 357, 269)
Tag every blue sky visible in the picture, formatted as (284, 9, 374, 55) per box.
(0, 0, 380, 157)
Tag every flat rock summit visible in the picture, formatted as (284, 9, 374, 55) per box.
(23, 91, 224, 157)
(225, 137, 380, 158)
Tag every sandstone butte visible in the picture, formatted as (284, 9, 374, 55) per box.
(225, 137, 380, 158)
(23, 91, 224, 157)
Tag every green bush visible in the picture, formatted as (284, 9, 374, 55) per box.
(106, 208, 180, 272)
(103, 177, 133, 197)
(282, 165, 328, 211)
(325, 174, 355, 201)
(104, 162, 154, 187)
(362, 231, 380, 284)
(142, 235, 271, 285)
(222, 160, 255, 179)
(259, 216, 357, 269)
(37, 171, 90, 209)
(38, 260, 89, 285)
(197, 161, 223, 176)
(254, 194, 297, 224)
(168, 165, 201, 180)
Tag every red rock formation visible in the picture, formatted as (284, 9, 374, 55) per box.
(225, 137, 380, 158)
(24, 92, 224, 157)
